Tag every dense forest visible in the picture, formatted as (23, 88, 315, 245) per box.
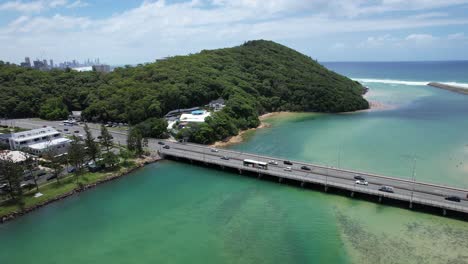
(0, 40, 368, 143)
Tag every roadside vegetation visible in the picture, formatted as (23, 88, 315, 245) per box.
(0, 124, 151, 219)
(0, 40, 368, 144)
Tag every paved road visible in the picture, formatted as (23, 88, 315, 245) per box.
(1, 118, 128, 146)
(159, 141, 468, 214)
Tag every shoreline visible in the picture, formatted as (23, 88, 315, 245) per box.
(210, 111, 303, 148)
(210, 101, 391, 147)
(343, 101, 395, 114)
(0, 155, 161, 224)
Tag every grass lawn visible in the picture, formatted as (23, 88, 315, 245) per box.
(0, 163, 138, 219)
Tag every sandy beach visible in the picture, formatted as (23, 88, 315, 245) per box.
(210, 117, 273, 148)
(211, 100, 393, 147)
(210, 112, 299, 147)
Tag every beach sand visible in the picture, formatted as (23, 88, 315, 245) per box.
(211, 100, 392, 147)
(210, 112, 296, 148)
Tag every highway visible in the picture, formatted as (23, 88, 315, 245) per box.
(4, 118, 468, 215)
(158, 141, 468, 215)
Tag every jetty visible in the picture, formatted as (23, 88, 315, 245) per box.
(157, 141, 468, 218)
(427, 82, 468, 95)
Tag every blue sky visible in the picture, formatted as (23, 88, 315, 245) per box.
(1, 0, 468, 64)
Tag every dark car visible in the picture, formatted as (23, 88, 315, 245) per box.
(284, 160, 293, 165)
(47, 174, 57, 181)
(221, 156, 230, 160)
(379, 186, 394, 193)
(64, 128, 69, 131)
(74, 130, 80, 133)
(21, 182, 36, 189)
(445, 196, 461, 202)
(354, 175, 365, 181)
(163, 145, 170, 149)
(301, 165, 311, 171)
(158, 141, 165, 145)
(97, 136, 102, 139)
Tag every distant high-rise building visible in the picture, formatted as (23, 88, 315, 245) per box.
(20, 57, 31, 68)
(49, 59, 53, 68)
(43, 59, 48, 67)
(33, 59, 46, 70)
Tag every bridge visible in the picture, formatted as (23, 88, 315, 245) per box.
(157, 141, 468, 218)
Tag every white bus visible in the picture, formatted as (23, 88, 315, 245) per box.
(243, 159, 268, 170)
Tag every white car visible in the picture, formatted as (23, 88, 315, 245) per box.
(210, 148, 219, 153)
(284, 167, 292, 172)
(268, 160, 278, 165)
(355, 180, 368, 186)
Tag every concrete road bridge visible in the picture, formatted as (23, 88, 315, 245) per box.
(158, 141, 468, 219)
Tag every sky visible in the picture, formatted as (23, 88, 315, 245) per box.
(1, 0, 468, 65)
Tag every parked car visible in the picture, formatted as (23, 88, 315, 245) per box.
(163, 145, 170, 149)
(158, 141, 165, 145)
(354, 175, 365, 181)
(211, 148, 219, 152)
(268, 160, 278, 165)
(355, 180, 368, 186)
(301, 165, 311, 171)
(97, 136, 102, 139)
(64, 128, 69, 131)
(284, 160, 293, 165)
(67, 167, 76, 173)
(221, 156, 230, 160)
(379, 186, 394, 193)
(20, 182, 36, 189)
(445, 196, 461, 202)
(74, 130, 79, 133)
(23, 174, 33, 181)
(47, 174, 57, 181)
(284, 167, 292, 171)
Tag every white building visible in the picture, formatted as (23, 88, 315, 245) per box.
(8, 127, 71, 155)
(179, 110, 211, 123)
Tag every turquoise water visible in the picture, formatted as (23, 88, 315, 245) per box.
(1, 62, 468, 263)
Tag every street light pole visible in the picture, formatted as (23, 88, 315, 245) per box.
(338, 145, 341, 168)
(411, 157, 417, 204)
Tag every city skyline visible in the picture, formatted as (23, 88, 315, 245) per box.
(18, 56, 103, 69)
(0, 1, 468, 64)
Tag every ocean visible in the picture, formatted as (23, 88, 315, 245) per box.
(1, 61, 467, 264)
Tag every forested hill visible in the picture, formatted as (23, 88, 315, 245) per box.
(0, 40, 368, 143)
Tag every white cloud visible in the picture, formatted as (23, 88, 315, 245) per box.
(405, 33, 437, 42)
(1, 0, 468, 63)
(0, 0, 45, 13)
(447, 32, 466, 40)
(359, 34, 397, 48)
(67, 0, 88, 9)
(0, 0, 86, 13)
